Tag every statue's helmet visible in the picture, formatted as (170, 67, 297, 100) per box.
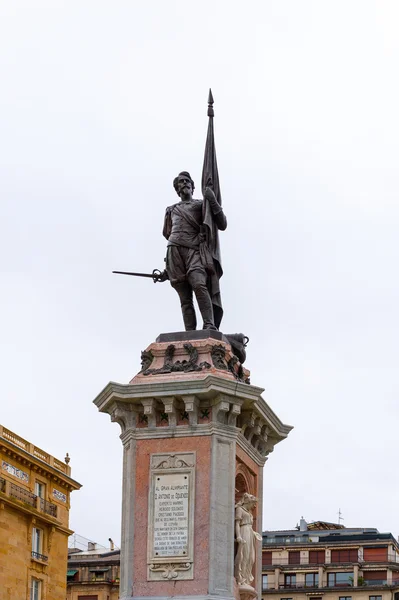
(173, 171, 195, 195)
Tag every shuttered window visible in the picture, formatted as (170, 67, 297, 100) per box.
(309, 550, 325, 564)
(289, 551, 300, 565)
(331, 549, 358, 562)
(363, 548, 388, 562)
(363, 571, 387, 582)
(263, 551, 272, 566)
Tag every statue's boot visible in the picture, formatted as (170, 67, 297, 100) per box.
(194, 284, 217, 330)
(174, 281, 197, 331)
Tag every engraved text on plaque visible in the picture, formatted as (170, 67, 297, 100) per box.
(148, 452, 195, 581)
(154, 472, 189, 556)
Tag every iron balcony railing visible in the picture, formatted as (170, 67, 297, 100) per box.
(10, 482, 37, 506)
(67, 576, 116, 584)
(4, 480, 58, 516)
(262, 580, 399, 591)
(262, 554, 399, 567)
(31, 551, 48, 562)
(40, 497, 57, 517)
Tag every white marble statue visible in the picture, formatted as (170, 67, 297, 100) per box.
(234, 493, 262, 588)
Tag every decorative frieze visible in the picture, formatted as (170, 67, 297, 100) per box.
(52, 488, 66, 503)
(2, 460, 29, 483)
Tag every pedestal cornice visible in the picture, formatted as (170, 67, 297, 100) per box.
(94, 373, 292, 463)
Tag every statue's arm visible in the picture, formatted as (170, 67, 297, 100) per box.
(235, 506, 244, 543)
(204, 187, 227, 231)
(163, 207, 172, 240)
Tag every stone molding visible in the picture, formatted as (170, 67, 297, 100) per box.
(94, 376, 292, 463)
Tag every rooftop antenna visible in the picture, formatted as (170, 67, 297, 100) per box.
(338, 508, 344, 525)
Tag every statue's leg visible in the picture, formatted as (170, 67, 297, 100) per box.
(188, 270, 216, 330)
(173, 281, 197, 331)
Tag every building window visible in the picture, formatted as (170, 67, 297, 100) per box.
(289, 551, 300, 565)
(331, 549, 358, 563)
(284, 574, 296, 588)
(305, 573, 319, 587)
(262, 575, 268, 591)
(370, 596, 382, 600)
(32, 528, 42, 555)
(309, 550, 325, 564)
(328, 572, 353, 587)
(339, 597, 352, 600)
(363, 547, 388, 562)
(34, 481, 45, 498)
(30, 579, 41, 600)
(363, 571, 387, 585)
(263, 551, 272, 565)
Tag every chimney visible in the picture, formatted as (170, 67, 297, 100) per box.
(109, 538, 115, 551)
(88, 542, 96, 551)
(300, 517, 308, 532)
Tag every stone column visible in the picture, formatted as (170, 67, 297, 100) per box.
(353, 564, 359, 587)
(274, 568, 280, 590)
(318, 566, 324, 588)
(208, 432, 237, 597)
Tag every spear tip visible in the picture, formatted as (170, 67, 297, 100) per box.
(207, 88, 214, 117)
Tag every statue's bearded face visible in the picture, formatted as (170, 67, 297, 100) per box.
(177, 176, 193, 198)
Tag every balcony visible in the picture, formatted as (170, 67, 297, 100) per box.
(40, 497, 57, 517)
(10, 482, 37, 506)
(31, 551, 48, 562)
(261, 580, 399, 592)
(67, 576, 117, 584)
(0, 480, 58, 518)
(262, 554, 399, 568)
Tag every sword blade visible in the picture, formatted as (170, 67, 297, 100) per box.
(112, 271, 154, 278)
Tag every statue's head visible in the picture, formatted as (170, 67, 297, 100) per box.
(236, 492, 258, 509)
(173, 171, 195, 198)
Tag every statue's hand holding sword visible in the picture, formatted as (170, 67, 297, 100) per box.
(112, 269, 169, 283)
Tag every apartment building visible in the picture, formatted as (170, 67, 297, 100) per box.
(67, 539, 120, 600)
(262, 519, 399, 600)
(0, 424, 81, 600)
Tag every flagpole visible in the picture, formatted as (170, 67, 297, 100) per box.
(202, 88, 222, 206)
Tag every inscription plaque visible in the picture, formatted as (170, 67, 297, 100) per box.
(148, 452, 195, 581)
(154, 472, 189, 556)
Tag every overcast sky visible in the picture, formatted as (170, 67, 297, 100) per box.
(1, 0, 399, 548)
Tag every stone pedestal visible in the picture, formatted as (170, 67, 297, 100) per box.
(94, 332, 292, 600)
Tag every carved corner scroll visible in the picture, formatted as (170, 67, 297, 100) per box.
(147, 452, 195, 581)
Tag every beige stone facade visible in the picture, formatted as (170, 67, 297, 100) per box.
(261, 520, 399, 600)
(0, 424, 81, 600)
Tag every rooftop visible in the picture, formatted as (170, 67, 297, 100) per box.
(0, 423, 72, 479)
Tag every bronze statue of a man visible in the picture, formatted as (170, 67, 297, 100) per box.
(162, 171, 227, 331)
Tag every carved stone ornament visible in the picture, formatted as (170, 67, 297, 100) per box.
(211, 344, 228, 370)
(142, 343, 211, 376)
(210, 344, 250, 384)
(149, 562, 191, 580)
(140, 349, 154, 372)
(153, 454, 194, 470)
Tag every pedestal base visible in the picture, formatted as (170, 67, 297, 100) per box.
(94, 333, 293, 600)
